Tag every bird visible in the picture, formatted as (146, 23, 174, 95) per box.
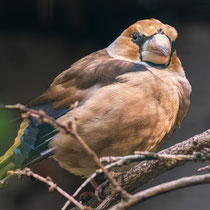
(0, 19, 191, 180)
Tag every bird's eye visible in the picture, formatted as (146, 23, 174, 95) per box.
(132, 32, 139, 42)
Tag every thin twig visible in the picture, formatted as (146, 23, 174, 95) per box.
(100, 151, 210, 165)
(108, 173, 210, 210)
(197, 164, 210, 172)
(62, 200, 72, 210)
(0, 174, 14, 187)
(9, 168, 86, 210)
(135, 151, 210, 160)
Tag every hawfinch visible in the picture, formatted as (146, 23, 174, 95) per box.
(0, 19, 191, 179)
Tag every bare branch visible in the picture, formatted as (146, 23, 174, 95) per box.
(108, 173, 210, 210)
(86, 129, 210, 209)
(9, 168, 86, 210)
(63, 147, 210, 210)
(62, 149, 210, 209)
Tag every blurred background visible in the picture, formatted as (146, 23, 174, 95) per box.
(0, 0, 210, 209)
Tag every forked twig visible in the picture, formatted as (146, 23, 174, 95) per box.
(9, 168, 86, 210)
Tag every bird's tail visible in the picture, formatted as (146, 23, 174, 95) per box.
(0, 116, 57, 185)
(0, 104, 70, 185)
(0, 119, 29, 183)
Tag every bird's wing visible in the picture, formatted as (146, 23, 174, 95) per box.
(29, 49, 147, 109)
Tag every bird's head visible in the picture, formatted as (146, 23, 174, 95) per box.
(107, 19, 178, 67)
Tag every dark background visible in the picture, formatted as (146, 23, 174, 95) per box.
(0, 0, 210, 209)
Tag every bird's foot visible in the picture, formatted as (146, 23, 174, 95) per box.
(78, 179, 107, 202)
(79, 171, 122, 201)
(94, 180, 108, 201)
(90, 171, 122, 200)
(79, 191, 95, 201)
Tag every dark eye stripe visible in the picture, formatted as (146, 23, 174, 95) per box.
(131, 32, 148, 47)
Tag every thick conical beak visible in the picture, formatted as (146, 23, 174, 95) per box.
(141, 34, 171, 65)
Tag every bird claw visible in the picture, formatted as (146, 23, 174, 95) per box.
(79, 179, 108, 202)
(79, 191, 95, 201)
(94, 180, 108, 201)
